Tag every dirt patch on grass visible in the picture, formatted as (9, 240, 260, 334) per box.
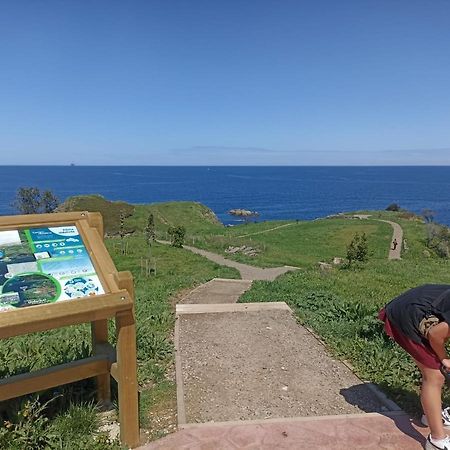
(179, 309, 385, 423)
(141, 380, 177, 443)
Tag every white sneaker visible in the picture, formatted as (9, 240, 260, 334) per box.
(425, 434, 450, 450)
(422, 408, 450, 428)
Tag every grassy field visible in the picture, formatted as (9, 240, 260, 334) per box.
(2, 197, 450, 447)
(189, 218, 392, 267)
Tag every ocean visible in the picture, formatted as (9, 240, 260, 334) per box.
(1, 166, 449, 225)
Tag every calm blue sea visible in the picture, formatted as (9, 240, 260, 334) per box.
(1, 166, 449, 225)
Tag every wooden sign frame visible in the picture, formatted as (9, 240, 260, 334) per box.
(0, 211, 139, 448)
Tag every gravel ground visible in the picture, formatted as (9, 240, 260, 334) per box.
(179, 309, 385, 423)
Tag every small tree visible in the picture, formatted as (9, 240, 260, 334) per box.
(40, 190, 59, 213)
(346, 232, 369, 266)
(13, 187, 59, 214)
(119, 210, 127, 254)
(168, 226, 186, 248)
(144, 213, 156, 256)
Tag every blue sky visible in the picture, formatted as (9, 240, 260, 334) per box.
(1, 0, 449, 165)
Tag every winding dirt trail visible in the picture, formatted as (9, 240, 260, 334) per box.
(157, 239, 298, 281)
(351, 216, 403, 260)
(182, 244, 298, 280)
(376, 219, 403, 260)
(236, 222, 295, 238)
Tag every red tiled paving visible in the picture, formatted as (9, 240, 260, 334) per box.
(139, 412, 429, 450)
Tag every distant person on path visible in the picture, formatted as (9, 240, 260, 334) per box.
(391, 238, 398, 250)
(379, 285, 450, 450)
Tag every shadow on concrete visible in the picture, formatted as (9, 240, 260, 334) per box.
(340, 384, 386, 413)
(387, 413, 427, 447)
(340, 384, 426, 447)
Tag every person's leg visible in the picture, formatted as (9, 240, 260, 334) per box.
(416, 359, 446, 439)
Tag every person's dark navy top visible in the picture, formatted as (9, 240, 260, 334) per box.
(385, 284, 450, 344)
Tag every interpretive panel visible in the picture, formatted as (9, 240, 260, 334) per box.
(0, 225, 104, 311)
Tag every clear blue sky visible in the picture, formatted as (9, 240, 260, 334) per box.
(1, 0, 449, 165)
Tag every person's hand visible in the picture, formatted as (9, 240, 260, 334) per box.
(442, 359, 450, 372)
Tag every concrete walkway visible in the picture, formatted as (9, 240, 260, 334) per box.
(139, 412, 428, 449)
(182, 244, 298, 280)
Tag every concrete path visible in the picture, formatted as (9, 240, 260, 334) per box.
(139, 412, 428, 449)
(182, 244, 298, 280)
(179, 278, 252, 304)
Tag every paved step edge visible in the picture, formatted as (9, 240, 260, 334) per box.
(179, 410, 409, 430)
(176, 301, 291, 314)
(211, 278, 253, 283)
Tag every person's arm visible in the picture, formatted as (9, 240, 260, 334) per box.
(428, 322, 450, 369)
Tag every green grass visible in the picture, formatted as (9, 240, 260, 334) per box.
(188, 218, 393, 268)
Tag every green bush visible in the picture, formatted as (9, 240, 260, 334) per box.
(386, 203, 400, 212)
(346, 232, 369, 266)
(168, 226, 186, 248)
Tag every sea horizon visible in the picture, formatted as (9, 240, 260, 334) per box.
(1, 165, 450, 226)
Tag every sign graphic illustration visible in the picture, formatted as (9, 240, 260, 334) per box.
(0, 225, 104, 311)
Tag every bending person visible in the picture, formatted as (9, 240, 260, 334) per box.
(379, 285, 450, 450)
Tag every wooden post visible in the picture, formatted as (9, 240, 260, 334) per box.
(114, 270, 139, 447)
(116, 310, 139, 448)
(91, 319, 111, 406)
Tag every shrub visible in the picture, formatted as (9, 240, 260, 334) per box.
(346, 232, 369, 265)
(426, 222, 450, 258)
(386, 203, 400, 212)
(12, 187, 59, 214)
(168, 226, 186, 248)
(422, 208, 436, 223)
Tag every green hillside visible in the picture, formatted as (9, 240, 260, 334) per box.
(59, 195, 223, 236)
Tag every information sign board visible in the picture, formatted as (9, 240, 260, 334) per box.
(0, 225, 104, 310)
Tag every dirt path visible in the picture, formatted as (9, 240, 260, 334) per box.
(351, 215, 403, 260)
(377, 219, 403, 260)
(156, 240, 298, 281)
(236, 222, 295, 238)
(177, 305, 385, 424)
